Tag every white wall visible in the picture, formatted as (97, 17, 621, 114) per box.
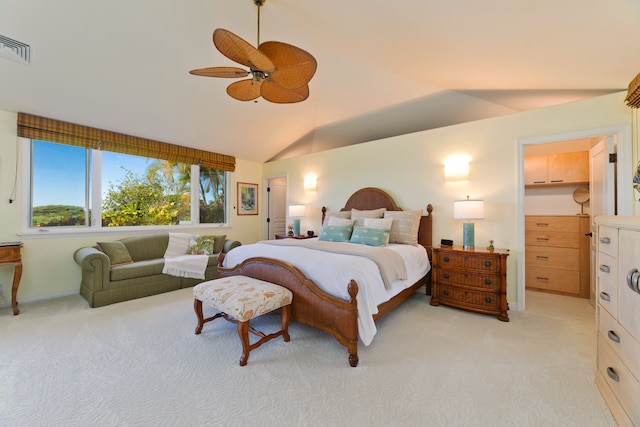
(263, 92, 636, 307)
(0, 110, 264, 304)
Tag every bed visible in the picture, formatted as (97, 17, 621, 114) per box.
(218, 187, 434, 366)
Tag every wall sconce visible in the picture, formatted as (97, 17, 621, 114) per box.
(453, 196, 484, 249)
(304, 174, 318, 192)
(444, 156, 470, 181)
(288, 204, 306, 236)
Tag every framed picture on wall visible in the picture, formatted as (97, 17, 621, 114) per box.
(237, 182, 258, 215)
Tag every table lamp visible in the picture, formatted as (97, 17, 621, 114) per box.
(288, 205, 306, 236)
(453, 196, 484, 249)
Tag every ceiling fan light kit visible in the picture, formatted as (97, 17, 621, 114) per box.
(189, 0, 317, 104)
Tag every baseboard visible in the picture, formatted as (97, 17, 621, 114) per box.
(0, 288, 80, 308)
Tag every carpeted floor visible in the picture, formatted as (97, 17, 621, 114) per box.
(0, 288, 616, 427)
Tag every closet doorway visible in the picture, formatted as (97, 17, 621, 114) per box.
(516, 125, 632, 311)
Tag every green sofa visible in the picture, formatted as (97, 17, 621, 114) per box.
(74, 233, 241, 307)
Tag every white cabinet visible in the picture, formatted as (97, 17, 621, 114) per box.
(595, 216, 640, 426)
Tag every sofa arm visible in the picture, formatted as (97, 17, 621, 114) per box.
(73, 247, 111, 292)
(223, 240, 241, 253)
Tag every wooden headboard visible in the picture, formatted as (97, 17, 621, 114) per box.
(321, 187, 434, 254)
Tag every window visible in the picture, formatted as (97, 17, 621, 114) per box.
(28, 139, 228, 229)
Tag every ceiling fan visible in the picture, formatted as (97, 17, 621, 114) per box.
(189, 0, 317, 104)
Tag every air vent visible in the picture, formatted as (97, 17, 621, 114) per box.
(0, 34, 30, 64)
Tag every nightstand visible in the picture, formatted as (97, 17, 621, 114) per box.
(275, 234, 316, 240)
(430, 246, 509, 321)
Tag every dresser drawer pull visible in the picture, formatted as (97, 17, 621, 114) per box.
(599, 237, 611, 244)
(549, 179, 564, 183)
(535, 237, 550, 241)
(536, 276, 549, 281)
(599, 265, 610, 273)
(484, 279, 492, 285)
(607, 330, 621, 344)
(443, 290, 449, 296)
(627, 269, 640, 294)
(535, 222, 549, 227)
(484, 297, 492, 304)
(443, 273, 450, 279)
(599, 292, 611, 302)
(443, 256, 450, 263)
(536, 256, 549, 260)
(484, 261, 492, 267)
(606, 367, 620, 382)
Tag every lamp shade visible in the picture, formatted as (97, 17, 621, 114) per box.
(453, 198, 484, 220)
(288, 204, 306, 217)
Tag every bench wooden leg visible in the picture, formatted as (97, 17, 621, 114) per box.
(282, 304, 291, 342)
(238, 321, 251, 366)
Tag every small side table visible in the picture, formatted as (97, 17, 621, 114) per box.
(0, 242, 23, 315)
(275, 234, 316, 240)
(430, 246, 509, 321)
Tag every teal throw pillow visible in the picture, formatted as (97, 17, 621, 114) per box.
(350, 226, 391, 247)
(318, 225, 353, 242)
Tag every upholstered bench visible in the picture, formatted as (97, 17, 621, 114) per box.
(193, 275, 293, 366)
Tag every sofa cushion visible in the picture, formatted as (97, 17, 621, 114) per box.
(110, 259, 165, 281)
(97, 241, 134, 266)
(121, 234, 170, 261)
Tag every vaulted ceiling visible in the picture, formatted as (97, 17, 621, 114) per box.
(1, 0, 638, 163)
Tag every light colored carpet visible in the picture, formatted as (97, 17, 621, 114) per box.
(0, 288, 616, 427)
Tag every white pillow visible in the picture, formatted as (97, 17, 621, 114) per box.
(323, 211, 351, 226)
(351, 208, 386, 227)
(383, 210, 422, 246)
(328, 216, 355, 227)
(363, 217, 393, 230)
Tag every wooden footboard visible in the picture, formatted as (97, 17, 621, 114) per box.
(217, 257, 361, 367)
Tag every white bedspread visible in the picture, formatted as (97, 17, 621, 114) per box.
(222, 241, 431, 346)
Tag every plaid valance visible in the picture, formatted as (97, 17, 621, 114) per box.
(17, 113, 235, 172)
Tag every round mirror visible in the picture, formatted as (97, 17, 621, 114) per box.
(573, 187, 589, 214)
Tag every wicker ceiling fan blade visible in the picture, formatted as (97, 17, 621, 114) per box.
(261, 81, 309, 104)
(227, 79, 262, 101)
(213, 28, 275, 72)
(189, 66, 250, 78)
(259, 41, 317, 89)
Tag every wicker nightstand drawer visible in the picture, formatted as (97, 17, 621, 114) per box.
(434, 285, 500, 311)
(435, 269, 500, 291)
(438, 251, 500, 273)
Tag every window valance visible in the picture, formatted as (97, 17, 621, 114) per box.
(625, 72, 640, 108)
(17, 112, 235, 171)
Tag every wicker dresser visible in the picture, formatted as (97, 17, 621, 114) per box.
(525, 215, 590, 298)
(594, 216, 640, 426)
(430, 246, 509, 321)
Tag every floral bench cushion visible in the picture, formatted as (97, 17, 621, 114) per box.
(193, 276, 292, 322)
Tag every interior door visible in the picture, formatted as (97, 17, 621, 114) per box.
(589, 136, 616, 306)
(267, 177, 287, 240)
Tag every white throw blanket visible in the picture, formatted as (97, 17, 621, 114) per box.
(162, 233, 208, 279)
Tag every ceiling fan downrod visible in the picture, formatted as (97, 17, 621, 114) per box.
(254, 0, 265, 46)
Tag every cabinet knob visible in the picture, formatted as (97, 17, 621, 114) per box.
(607, 330, 621, 344)
(606, 367, 620, 382)
(484, 297, 492, 304)
(484, 261, 492, 267)
(599, 265, 610, 273)
(599, 292, 611, 302)
(484, 279, 492, 286)
(443, 273, 450, 279)
(599, 237, 611, 244)
(443, 256, 450, 263)
(443, 290, 449, 296)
